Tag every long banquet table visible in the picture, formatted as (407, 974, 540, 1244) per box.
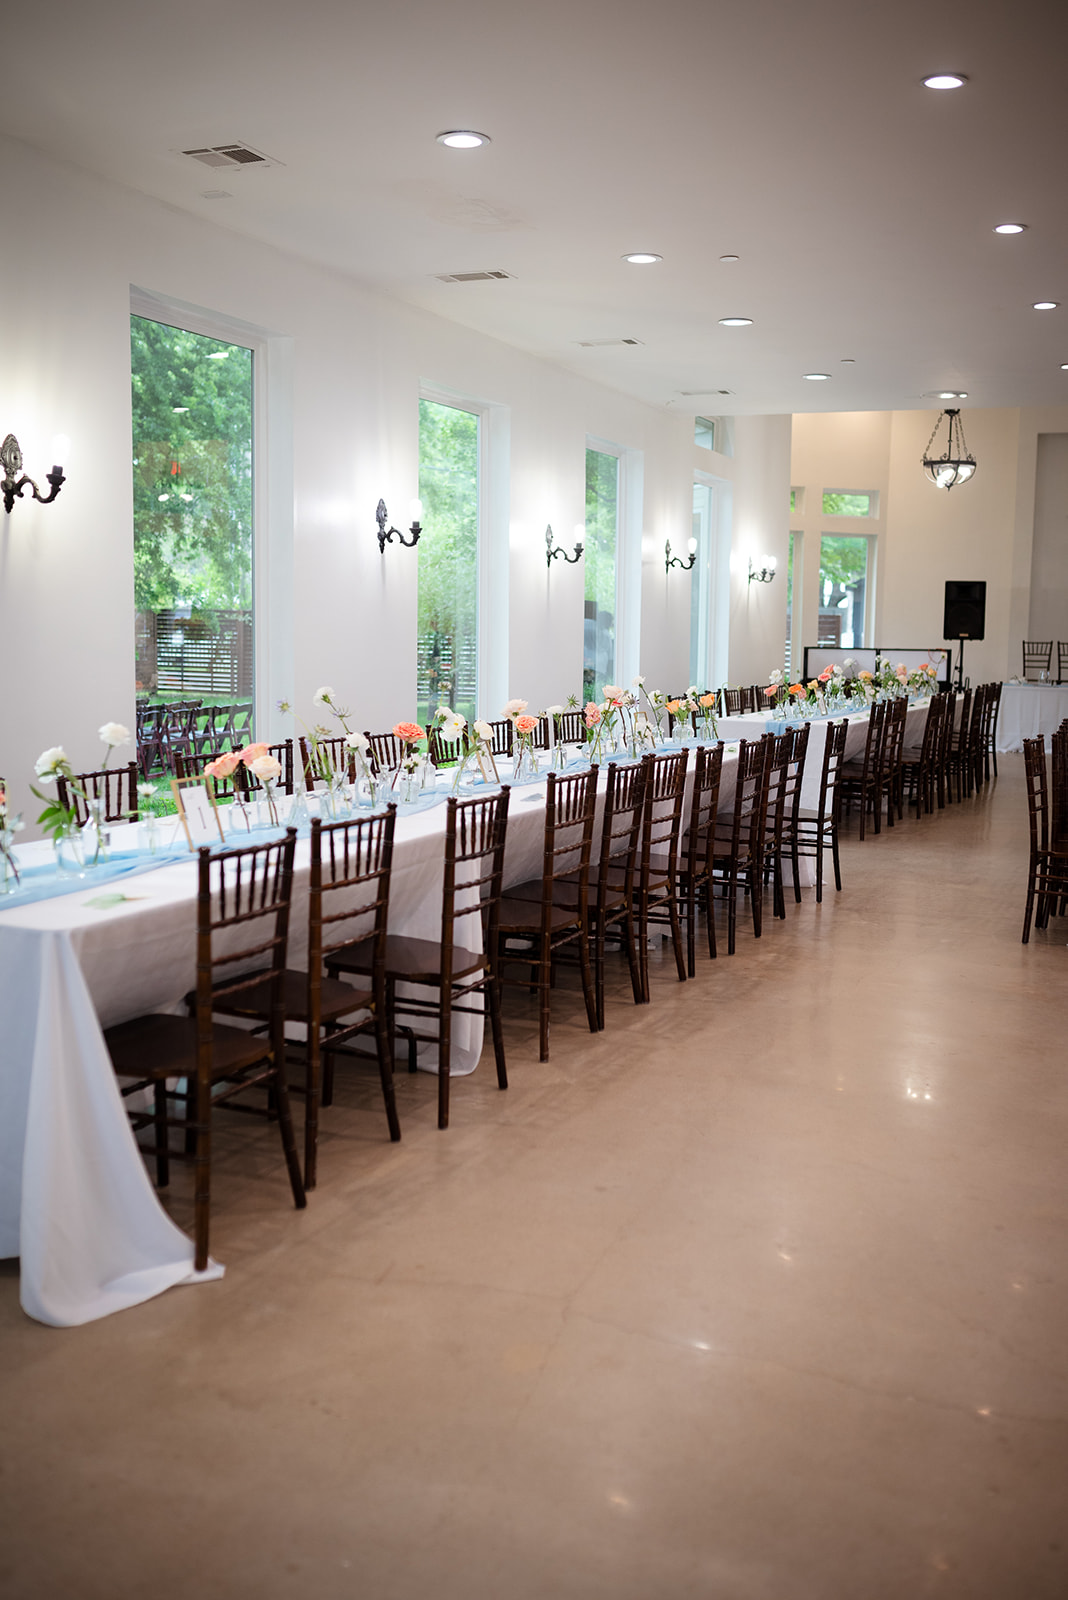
(1, 708, 929, 1328)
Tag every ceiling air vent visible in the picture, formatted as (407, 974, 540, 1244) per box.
(434, 270, 515, 283)
(182, 143, 279, 169)
(679, 389, 734, 396)
(577, 338, 643, 348)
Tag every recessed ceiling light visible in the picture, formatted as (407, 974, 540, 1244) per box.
(1033, 301, 1059, 311)
(840, 357, 855, 363)
(719, 254, 740, 263)
(923, 73, 967, 89)
(622, 252, 661, 265)
(719, 316, 753, 327)
(923, 390, 968, 399)
(803, 372, 830, 380)
(994, 222, 1027, 234)
(436, 130, 490, 149)
(1061, 363, 1068, 370)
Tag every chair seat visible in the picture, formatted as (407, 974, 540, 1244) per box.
(498, 891, 582, 933)
(217, 967, 373, 1025)
(330, 933, 487, 984)
(105, 1012, 272, 1082)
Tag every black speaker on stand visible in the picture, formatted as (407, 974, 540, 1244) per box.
(943, 580, 986, 690)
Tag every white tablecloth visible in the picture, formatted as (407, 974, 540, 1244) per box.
(994, 683, 1068, 753)
(718, 702, 931, 806)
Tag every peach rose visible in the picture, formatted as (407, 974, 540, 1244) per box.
(764, 685, 778, 699)
(238, 742, 270, 765)
(205, 752, 240, 779)
(699, 692, 717, 709)
(393, 721, 424, 744)
(515, 714, 539, 735)
(665, 699, 682, 715)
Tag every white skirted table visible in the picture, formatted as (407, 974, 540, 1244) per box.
(994, 683, 1068, 753)
(1, 724, 905, 1329)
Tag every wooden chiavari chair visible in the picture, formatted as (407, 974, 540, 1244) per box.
(1022, 641, 1053, 681)
(794, 719, 848, 902)
(496, 770, 599, 1061)
(104, 832, 305, 1271)
(712, 735, 773, 953)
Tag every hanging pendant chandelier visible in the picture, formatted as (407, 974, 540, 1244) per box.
(921, 408, 976, 490)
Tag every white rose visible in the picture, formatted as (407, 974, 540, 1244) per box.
(769, 668, 783, 684)
(313, 686, 335, 707)
(603, 685, 623, 700)
(250, 755, 283, 783)
(473, 719, 493, 742)
(633, 675, 645, 687)
(502, 698, 528, 718)
(545, 704, 563, 716)
(346, 731, 370, 755)
(98, 721, 131, 748)
(34, 745, 69, 781)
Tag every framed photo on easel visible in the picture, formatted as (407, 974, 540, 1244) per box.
(170, 777, 226, 850)
(475, 747, 500, 785)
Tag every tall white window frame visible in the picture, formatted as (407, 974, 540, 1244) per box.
(817, 531, 878, 650)
(692, 470, 731, 688)
(585, 434, 643, 693)
(418, 382, 509, 722)
(130, 286, 293, 740)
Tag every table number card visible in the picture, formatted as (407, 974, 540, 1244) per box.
(476, 748, 499, 785)
(170, 778, 226, 850)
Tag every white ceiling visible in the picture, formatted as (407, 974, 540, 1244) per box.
(6, 0, 1068, 415)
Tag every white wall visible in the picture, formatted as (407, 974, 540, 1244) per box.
(1027, 433, 1068, 647)
(727, 415, 792, 686)
(0, 132, 732, 828)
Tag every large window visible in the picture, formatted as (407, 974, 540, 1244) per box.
(822, 489, 877, 518)
(131, 316, 254, 716)
(417, 399, 479, 725)
(584, 446, 620, 700)
(785, 531, 799, 672)
(818, 535, 872, 648)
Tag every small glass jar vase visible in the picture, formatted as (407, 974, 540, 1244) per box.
(83, 796, 110, 866)
(0, 832, 20, 895)
(512, 743, 538, 783)
(55, 828, 86, 878)
(551, 741, 568, 774)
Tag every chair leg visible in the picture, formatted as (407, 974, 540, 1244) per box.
(538, 944, 552, 1061)
(375, 1001, 401, 1141)
(304, 1024, 321, 1190)
(636, 899, 651, 1001)
(791, 838, 802, 903)
(192, 1077, 212, 1275)
(594, 917, 607, 1030)
(437, 988, 452, 1130)
(831, 825, 842, 892)
(685, 881, 697, 978)
(153, 1081, 170, 1189)
(666, 890, 687, 982)
(815, 832, 824, 904)
(487, 972, 508, 1089)
(577, 925, 599, 1032)
(621, 909, 644, 1004)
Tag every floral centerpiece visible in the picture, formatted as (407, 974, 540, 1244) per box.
(431, 706, 475, 792)
(392, 721, 426, 800)
(32, 720, 131, 867)
(0, 777, 24, 893)
(584, 699, 603, 758)
(634, 677, 668, 743)
(696, 691, 719, 741)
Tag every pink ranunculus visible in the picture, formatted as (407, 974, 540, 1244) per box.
(818, 667, 833, 682)
(238, 742, 270, 765)
(515, 714, 539, 735)
(393, 721, 424, 744)
(205, 752, 240, 780)
(764, 685, 778, 699)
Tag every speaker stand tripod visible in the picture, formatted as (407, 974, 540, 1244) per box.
(954, 636, 969, 691)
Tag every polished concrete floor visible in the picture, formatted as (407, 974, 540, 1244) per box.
(2, 755, 1067, 1600)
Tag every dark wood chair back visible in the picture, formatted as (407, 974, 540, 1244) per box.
(721, 687, 746, 718)
(364, 731, 408, 775)
(428, 727, 470, 768)
(300, 734, 355, 787)
(486, 718, 514, 758)
(553, 711, 587, 745)
(1023, 640, 1053, 679)
(58, 760, 140, 825)
(240, 739, 294, 796)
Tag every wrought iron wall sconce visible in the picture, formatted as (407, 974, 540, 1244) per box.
(2, 432, 68, 514)
(748, 554, 777, 584)
(545, 523, 583, 568)
(376, 497, 422, 553)
(665, 538, 697, 573)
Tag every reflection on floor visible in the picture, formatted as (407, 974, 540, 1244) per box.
(3, 754, 1067, 1600)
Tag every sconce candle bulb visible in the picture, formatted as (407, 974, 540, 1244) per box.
(748, 554, 777, 584)
(2, 432, 67, 515)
